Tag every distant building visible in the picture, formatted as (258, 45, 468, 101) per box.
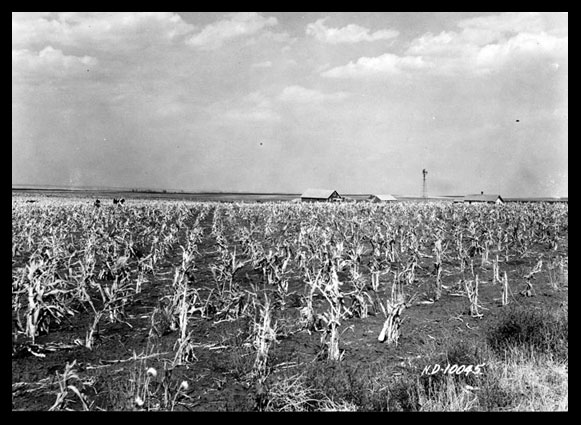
(504, 197, 568, 203)
(300, 189, 342, 202)
(368, 194, 397, 202)
(340, 196, 358, 203)
(463, 192, 504, 204)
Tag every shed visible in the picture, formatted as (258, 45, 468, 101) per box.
(463, 193, 504, 204)
(300, 189, 342, 202)
(369, 194, 397, 202)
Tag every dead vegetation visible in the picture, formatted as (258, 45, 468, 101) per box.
(12, 195, 568, 411)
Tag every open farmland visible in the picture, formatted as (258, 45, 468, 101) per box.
(12, 194, 568, 411)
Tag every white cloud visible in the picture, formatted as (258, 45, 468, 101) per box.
(321, 53, 431, 78)
(12, 12, 194, 52)
(474, 31, 568, 72)
(246, 29, 295, 47)
(406, 31, 477, 57)
(406, 12, 557, 58)
(186, 12, 278, 50)
(323, 12, 567, 79)
(405, 12, 567, 75)
(306, 17, 399, 43)
(457, 12, 546, 35)
(279, 85, 349, 102)
(13, 46, 98, 79)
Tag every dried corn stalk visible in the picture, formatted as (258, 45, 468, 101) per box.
(492, 255, 500, 284)
(433, 239, 444, 300)
(464, 277, 482, 318)
(378, 300, 406, 345)
(501, 271, 509, 306)
(252, 294, 277, 379)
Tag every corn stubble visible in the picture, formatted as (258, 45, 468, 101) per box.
(11, 197, 567, 411)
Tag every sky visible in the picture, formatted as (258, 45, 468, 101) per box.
(12, 12, 568, 197)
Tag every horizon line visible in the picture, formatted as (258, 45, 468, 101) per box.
(11, 185, 567, 199)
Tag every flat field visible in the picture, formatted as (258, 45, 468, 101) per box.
(12, 193, 568, 411)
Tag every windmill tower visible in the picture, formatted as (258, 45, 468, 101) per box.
(422, 169, 428, 199)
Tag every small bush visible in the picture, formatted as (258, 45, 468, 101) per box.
(265, 369, 356, 411)
(485, 305, 568, 361)
(445, 340, 484, 366)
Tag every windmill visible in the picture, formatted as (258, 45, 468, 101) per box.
(422, 169, 428, 199)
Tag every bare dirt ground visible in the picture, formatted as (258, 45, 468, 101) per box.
(11, 197, 568, 411)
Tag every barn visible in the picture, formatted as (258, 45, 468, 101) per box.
(368, 194, 397, 203)
(463, 193, 504, 204)
(300, 189, 342, 202)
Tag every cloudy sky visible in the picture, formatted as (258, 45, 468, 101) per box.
(12, 12, 568, 196)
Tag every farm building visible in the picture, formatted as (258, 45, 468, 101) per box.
(369, 194, 397, 202)
(340, 196, 358, 203)
(504, 197, 568, 203)
(463, 192, 504, 204)
(300, 189, 342, 202)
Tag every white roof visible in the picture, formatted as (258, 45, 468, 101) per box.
(370, 194, 397, 201)
(300, 189, 339, 199)
(464, 194, 503, 203)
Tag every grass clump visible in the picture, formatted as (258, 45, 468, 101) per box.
(485, 305, 568, 361)
(417, 339, 486, 398)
